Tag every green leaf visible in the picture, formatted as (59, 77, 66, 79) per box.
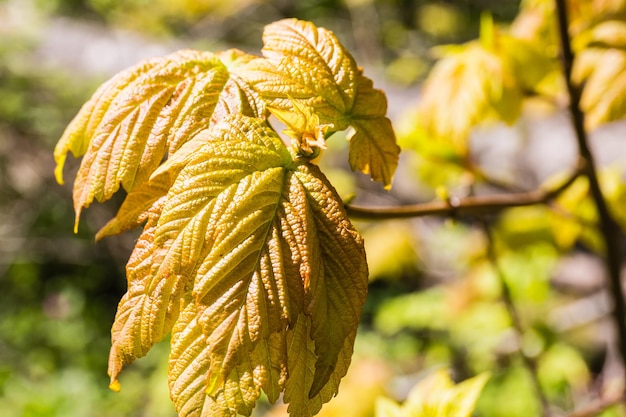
(108, 114, 368, 416)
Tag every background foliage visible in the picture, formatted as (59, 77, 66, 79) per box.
(3, 0, 626, 416)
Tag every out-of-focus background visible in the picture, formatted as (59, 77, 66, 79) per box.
(3, 0, 625, 416)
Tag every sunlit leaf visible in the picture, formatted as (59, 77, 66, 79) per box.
(573, 20, 626, 129)
(55, 18, 390, 417)
(346, 74, 400, 189)
(244, 18, 358, 128)
(54, 49, 263, 230)
(107, 200, 183, 388)
(375, 370, 490, 417)
(416, 41, 523, 153)
(106, 114, 367, 416)
(240, 19, 399, 187)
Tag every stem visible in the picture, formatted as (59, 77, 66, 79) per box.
(567, 395, 623, 417)
(482, 223, 552, 417)
(555, 0, 626, 391)
(345, 167, 580, 220)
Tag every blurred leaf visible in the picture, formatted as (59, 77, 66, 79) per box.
(411, 10, 563, 155)
(374, 289, 448, 335)
(538, 343, 590, 398)
(362, 221, 420, 281)
(416, 40, 522, 152)
(397, 116, 469, 189)
(542, 168, 626, 252)
(574, 47, 626, 129)
(572, 19, 626, 129)
(375, 369, 489, 417)
(476, 366, 541, 417)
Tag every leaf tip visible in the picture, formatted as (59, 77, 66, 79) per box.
(308, 364, 335, 399)
(109, 379, 121, 392)
(73, 209, 81, 234)
(54, 161, 66, 185)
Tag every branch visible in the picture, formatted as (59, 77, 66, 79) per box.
(567, 396, 623, 417)
(555, 0, 626, 396)
(345, 167, 581, 220)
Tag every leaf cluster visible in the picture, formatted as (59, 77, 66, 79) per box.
(401, 0, 626, 188)
(54, 18, 399, 417)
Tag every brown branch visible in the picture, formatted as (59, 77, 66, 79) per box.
(567, 396, 623, 417)
(345, 167, 581, 221)
(555, 0, 626, 396)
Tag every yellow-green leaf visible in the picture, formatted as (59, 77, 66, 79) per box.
(243, 18, 358, 127)
(573, 47, 626, 129)
(240, 18, 399, 187)
(347, 74, 400, 189)
(109, 114, 368, 416)
(55, 49, 264, 230)
(108, 201, 187, 388)
(375, 370, 490, 417)
(417, 41, 523, 152)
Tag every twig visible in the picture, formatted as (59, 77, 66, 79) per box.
(345, 166, 581, 220)
(555, 0, 626, 396)
(482, 223, 552, 417)
(566, 395, 623, 417)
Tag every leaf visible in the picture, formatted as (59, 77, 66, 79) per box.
(283, 314, 357, 417)
(95, 129, 217, 240)
(57, 19, 378, 417)
(107, 199, 185, 387)
(54, 49, 263, 230)
(417, 41, 523, 152)
(243, 18, 359, 128)
(573, 46, 626, 129)
(240, 18, 399, 187)
(346, 73, 400, 189)
(108, 114, 368, 416)
(374, 370, 490, 417)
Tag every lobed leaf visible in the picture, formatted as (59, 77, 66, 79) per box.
(417, 41, 523, 153)
(239, 18, 399, 187)
(346, 74, 400, 189)
(375, 370, 489, 417)
(107, 115, 368, 416)
(57, 19, 382, 417)
(244, 18, 358, 126)
(55, 49, 264, 230)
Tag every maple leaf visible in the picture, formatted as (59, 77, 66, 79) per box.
(54, 19, 396, 417)
(239, 18, 400, 187)
(101, 114, 367, 415)
(417, 41, 523, 152)
(54, 49, 263, 231)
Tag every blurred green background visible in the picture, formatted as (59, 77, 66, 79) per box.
(2, 0, 622, 416)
